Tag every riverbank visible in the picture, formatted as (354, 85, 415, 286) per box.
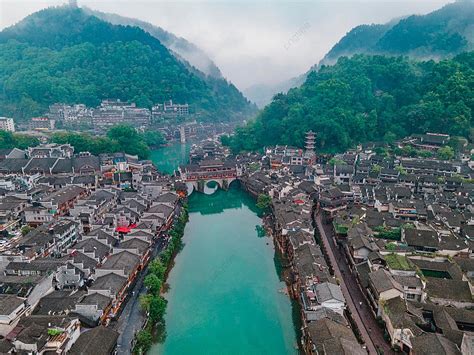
(132, 204, 189, 354)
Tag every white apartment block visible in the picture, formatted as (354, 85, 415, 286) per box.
(0, 117, 15, 132)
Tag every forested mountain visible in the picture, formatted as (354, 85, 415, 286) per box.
(84, 8, 223, 79)
(321, 1, 474, 65)
(0, 5, 255, 121)
(224, 53, 474, 153)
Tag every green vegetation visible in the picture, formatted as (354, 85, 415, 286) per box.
(0, 131, 39, 150)
(225, 52, 474, 153)
(47, 328, 63, 336)
(143, 274, 162, 295)
(328, 157, 346, 166)
(393, 145, 434, 159)
(373, 226, 401, 241)
(323, 1, 474, 64)
(88, 8, 223, 79)
(134, 330, 152, 355)
(420, 269, 451, 279)
(384, 253, 415, 271)
(385, 242, 398, 251)
(247, 162, 260, 172)
(134, 205, 189, 354)
(256, 193, 272, 210)
(160, 206, 188, 265)
(142, 131, 166, 148)
(371, 164, 382, 174)
(437, 145, 455, 160)
(20, 225, 32, 236)
(51, 124, 159, 159)
(255, 225, 266, 238)
(0, 6, 254, 121)
(333, 222, 349, 235)
(395, 165, 407, 175)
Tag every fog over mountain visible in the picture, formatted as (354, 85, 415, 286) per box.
(0, 0, 453, 94)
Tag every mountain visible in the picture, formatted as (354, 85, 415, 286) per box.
(84, 8, 223, 79)
(0, 5, 255, 121)
(247, 1, 474, 109)
(224, 53, 474, 153)
(321, 1, 474, 65)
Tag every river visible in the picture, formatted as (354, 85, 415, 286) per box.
(150, 145, 299, 355)
(149, 142, 191, 174)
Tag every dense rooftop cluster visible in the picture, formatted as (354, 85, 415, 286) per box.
(0, 143, 185, 353)
(238, 132, 474, 354)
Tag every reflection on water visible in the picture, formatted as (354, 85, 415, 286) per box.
(150, 142, 191, 175)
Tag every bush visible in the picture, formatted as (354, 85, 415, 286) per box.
(373, 226, 401, 241)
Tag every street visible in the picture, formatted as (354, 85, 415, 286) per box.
(315, 213, 394, 355)
(115, 237, 167, 354)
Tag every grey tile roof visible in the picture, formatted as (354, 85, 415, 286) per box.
(69, 326, 119, 355)
(89, 273, 127, 296)
(306, 318, 365, 355)
(315, 282, 344, 303)
(101, 250, 140, 276)
(0, 294, 24, 315)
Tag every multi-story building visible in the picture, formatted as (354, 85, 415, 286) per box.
(30, 117, 55, 131)
(0, 117, 15, 132)
(152, 100, 189, 120)
(17, 220, 80, 258)
(48, 103, 93, 124)
(92, 99, 150, 129)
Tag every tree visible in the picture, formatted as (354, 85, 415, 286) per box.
(144, 274, 162, 294)
(149, 296, 167, 324)
(107, 125, 150, 159)
(328, 158, 346, 166)
(371, 164, 382, 174)
(418, 150, 433, 158)
(148, 259, 166, 279)
(0, 131, 39, 150)
(134, 330, 152, 355)
(21, 225, 32, 236)
(395, 165, 407, 175)
(139, 294, 153, 312)
(437, 146, 455, 160)
(256, 194, 272, 210)
(142, 131, 166, 147)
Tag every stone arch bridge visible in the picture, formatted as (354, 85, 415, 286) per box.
(178, 160, 242, 195)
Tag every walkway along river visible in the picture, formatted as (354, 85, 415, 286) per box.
(149, 180, 299, 354)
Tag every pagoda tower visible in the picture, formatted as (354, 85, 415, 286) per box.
(305, 130, 316, 152)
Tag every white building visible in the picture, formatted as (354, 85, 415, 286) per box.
(0, 117, 15, 132)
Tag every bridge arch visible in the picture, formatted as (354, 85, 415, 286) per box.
(185, 182, 196, 196)
(203, 180, 221, 195)
(228, 178, 240, 189)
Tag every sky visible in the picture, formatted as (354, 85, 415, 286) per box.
(0, 0, 454, 89)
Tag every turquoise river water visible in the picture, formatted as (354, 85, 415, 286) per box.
(150, 145, 298, 355)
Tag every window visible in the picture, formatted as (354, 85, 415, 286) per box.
(406, 293, 416, 300)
